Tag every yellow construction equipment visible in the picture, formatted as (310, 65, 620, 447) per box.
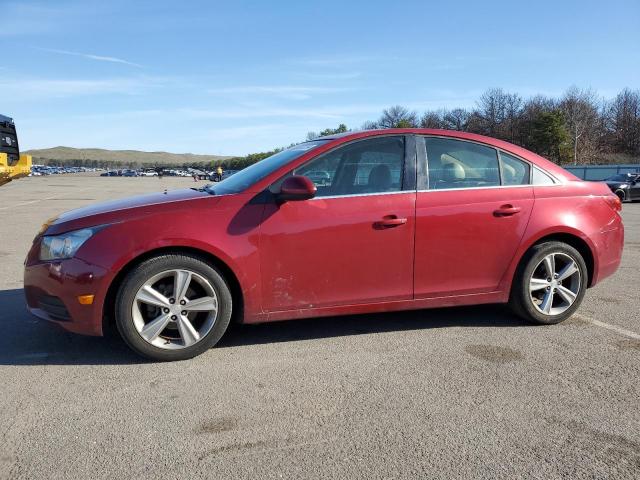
(1, 114, 31, 186)
(0, 152, 32, 186)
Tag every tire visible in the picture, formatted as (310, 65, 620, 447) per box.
(509, 241, 588, 325)
(115, 254, 232, 361)
(614, 189, 626, 202)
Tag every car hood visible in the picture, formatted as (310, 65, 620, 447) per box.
(605, 181, 628, 188)
(44, 188, 215, 235)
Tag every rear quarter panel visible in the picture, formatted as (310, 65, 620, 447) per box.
(498, 180, 623, 293)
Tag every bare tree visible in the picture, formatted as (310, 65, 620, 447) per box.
(503, 92, 523, 142)
(420, 110, 444, 129)
(606, 88, 640, 155)
(475, 88, 507, 135)
(378, 105, 418, 128)
(560, 87, 602, 164)
(442, 108, 469, 131)
(360, 120, 379, 130)
(474, 88, 522, 141)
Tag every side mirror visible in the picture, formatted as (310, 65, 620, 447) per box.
(277, 175, 317, 202)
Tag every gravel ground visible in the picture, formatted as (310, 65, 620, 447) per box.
(0, 174, 638, 480)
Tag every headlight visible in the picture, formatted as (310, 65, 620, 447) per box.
(40, 228, 96, 261)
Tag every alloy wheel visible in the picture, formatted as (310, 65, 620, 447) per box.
(529, 252, 581, 316)
(132, 269, 218, 349)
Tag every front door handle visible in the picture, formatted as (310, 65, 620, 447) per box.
(374, 215, 407, 229)
(493, 204, 522, 217)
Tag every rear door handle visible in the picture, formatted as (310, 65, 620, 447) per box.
(493, 204, 522, 217)
(374, 215, 408, 229)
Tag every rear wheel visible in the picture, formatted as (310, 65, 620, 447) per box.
(509, 242, 587, 325)
(614, 189, 626, 202)
(115, 254, 232, 361)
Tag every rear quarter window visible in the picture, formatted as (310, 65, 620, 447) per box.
(532, 167, 556, 185)
(500, 152, 530, 185)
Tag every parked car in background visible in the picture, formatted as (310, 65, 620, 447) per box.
(31, 165, 86, 176)
(306, 170, 331, 186)
(100, 171, 119, 177)
(208, 169, 238, 182)
(24, 129, 624, 361)
(605, 173, 640, 202)
(187, 168, 209, 180)
(122, 169, 138, 177)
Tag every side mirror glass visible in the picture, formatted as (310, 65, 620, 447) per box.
(277, 175, 317, 202)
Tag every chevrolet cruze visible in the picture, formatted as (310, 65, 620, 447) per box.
(24, 129, 624, 361)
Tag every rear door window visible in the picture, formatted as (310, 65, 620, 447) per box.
(424, 137, 500, 190)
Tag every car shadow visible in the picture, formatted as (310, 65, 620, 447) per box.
(0, 288, 530, 366)
(219, 304, 531, 349)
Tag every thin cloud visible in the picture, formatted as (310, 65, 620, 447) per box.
(0, 76, 163, 101)
(289, 55, 385, 66)
(206, 85, 351, 100)
(179, 103, 385, 120)
(295, 72, 362, 80)
(36, 47, 143, 68)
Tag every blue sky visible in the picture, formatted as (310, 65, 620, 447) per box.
(1, 0, 639, 155)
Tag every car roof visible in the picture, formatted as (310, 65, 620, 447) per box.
(312, 128, 578, 182)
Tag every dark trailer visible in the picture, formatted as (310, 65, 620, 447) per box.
(0, 114, 20, 165)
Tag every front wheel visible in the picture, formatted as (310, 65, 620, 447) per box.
(115, 254, 232, 361)
(509, 242, 587, 325)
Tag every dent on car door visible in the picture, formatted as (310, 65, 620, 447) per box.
(414, 136, 534, 298)
(257, 135, 416, 313)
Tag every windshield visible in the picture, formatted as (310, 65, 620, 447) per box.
(206, 140, 328, 195)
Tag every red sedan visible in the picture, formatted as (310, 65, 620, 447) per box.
(24, 129, 624, 361)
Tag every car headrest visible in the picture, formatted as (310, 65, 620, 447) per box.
(441, 161, 465, 182)
(368, 164, 392, 190)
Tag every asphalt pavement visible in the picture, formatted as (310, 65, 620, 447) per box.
(0, 174, 638, 479)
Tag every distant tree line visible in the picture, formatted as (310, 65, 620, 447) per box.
(41, 87, 640, 170)
(237, 86, 640, 167)
(306, 123, 349, 140)
(37, 149, 288, 171)
(350, 87, 639, 165)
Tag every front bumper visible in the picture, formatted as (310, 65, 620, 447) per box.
(24, 257, 109, 336)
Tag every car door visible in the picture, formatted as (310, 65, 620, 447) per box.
(632, 175, 640, 200)
(414, 136, 534, 298)
(258, 135, 416, 313)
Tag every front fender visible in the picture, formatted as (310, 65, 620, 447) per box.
(74, 204, 263, 333)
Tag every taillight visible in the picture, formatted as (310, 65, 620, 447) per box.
(603, 194, 622, 212)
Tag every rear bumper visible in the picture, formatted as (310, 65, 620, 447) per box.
(591, 218, 624, 286)
(24, 258, 109, 336)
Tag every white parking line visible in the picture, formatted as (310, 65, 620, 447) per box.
(0, 189, 92, 211)
(575, 314, 640, 341)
